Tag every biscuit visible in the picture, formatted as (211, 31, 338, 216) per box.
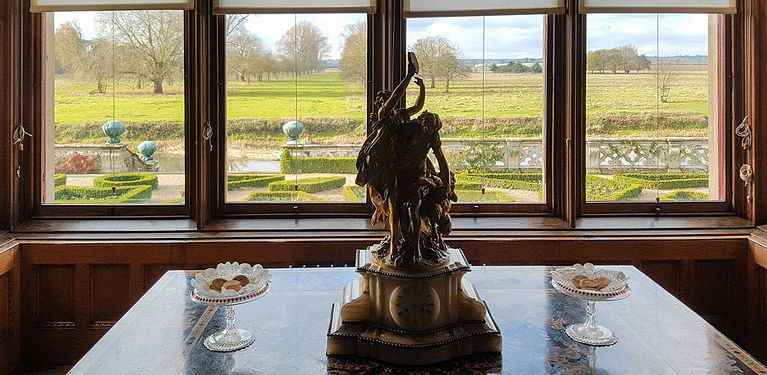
(222, 279, 243, 292)
(210, 278, 227, 292)
(233, 275, 250, 286)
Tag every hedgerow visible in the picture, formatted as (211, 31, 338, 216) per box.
(54, 174, 67, 186)
(613, 173, 708, 190)
(268, 176, 347, 193)
(343, 185, 366, 202)
(227, 174, 284, 190)
(93, 173, 159, 190)
(455, 189, 515, 203)
(54, 185, 153, 204)
(586, 175, 643, 201)
(458, 174, 542, 192)
(280, 149, 357, 174)
(244, 191, 323, 202)
(660, 190, 709, 201)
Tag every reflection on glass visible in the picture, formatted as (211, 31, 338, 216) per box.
(46, 11, 186, 205)
(585, 14, 721, 202)
(225, 14, 368, 203)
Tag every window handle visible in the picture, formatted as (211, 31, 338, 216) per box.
(735, 115, 751, 150)
(202, 121, 213, 152)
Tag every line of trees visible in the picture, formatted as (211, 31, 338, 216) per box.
(490, 61, 542, 74)
(587, 44, 651, 74)
(410, 36, 467, 93)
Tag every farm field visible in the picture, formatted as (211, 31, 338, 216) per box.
(53, 69, 712, 151)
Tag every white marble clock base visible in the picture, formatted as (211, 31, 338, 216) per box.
(327, 247, 502, 365)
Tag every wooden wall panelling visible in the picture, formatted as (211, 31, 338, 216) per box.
(0, 243, 21, 375)
(748, 228, 767, 363)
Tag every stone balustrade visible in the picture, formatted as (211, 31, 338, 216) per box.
(54, 144, 159, 174)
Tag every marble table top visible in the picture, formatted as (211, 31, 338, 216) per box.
(70, 266, 767, 374)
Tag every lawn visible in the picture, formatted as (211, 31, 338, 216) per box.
(53, 69, 712, 147)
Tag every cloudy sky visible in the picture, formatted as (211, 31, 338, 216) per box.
(55, 12, 711, 60)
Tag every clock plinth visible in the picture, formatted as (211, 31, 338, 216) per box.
(327, 246, 502, 365)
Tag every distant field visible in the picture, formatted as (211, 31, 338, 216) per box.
(53, 69, 712, 146)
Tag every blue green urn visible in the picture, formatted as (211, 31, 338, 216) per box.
(137, 141, 157, 162)
(102, 120, 125, 144)
(282, 120, 304, 142)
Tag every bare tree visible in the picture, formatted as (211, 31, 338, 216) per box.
(276, 21, 330, 76)
(55, 21, 112, 93)
(656, 60, 679, 103)
(226, 15, 249, 37)
(339, 22, 367, 86)
(410, 36, 466, 93)
(97, 10, 184, 94)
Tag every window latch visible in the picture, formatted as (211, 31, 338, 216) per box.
(202, 121, 213, 151)
(735, 115, 751, 150)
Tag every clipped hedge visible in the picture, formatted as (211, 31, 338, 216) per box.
(93, 173, 159, 190)
(54, 185, 153, 204)
(280, 149, 356, 174)
(268, 176, 347, 193)
(227, 174, 285, 190)
(458, 174, 542, 192)
(660, 190, 709, 201)
(54, 174, 67, 186)
(614, 173, 708, 190)
(586, 175, 642, 201)
(455, 189, 515, 203)
(468, 172, 543, 182)
(453, 180, 482, 190)
(343, 185, 366, 202)
(244, 191, 323, 202)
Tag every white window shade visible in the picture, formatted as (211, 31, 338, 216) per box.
(404, 0, 565, 17)
(580, 0, 735, 14)
(30, 0, 193, 12)
(213, 0, 376, 14)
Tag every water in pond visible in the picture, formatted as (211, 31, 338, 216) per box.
(155, 153, 280, 173)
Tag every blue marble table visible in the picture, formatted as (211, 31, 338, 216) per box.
(70, 266, 767, 374)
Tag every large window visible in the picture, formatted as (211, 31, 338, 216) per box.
(224, 13, 368, 204)
(43, 10, 186, 206)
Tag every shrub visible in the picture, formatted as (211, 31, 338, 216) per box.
(455, 189, 515, 203)
(471, 172, 543, 182)
(586, 175, 642, 201)
(244, 191, 323, 202)
(586, 111, 707, 135)
(227, 174, 284, 190)
(54, 174, 67, 186)
(453, 180, 482, 190)
(54, 152, 101, 174)
(343, 185, 366, 202)
(93, 173, 159, 190)
(280, 149, 356, 174)
(54, 185, 153, 204)
(458, 174, 542, 192)
(269, 176, 347, 193)
(660, 190, 709, 201)
(160, 190, 186, 205)
(614, 173, 708, 190)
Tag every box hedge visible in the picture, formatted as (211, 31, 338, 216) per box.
(54, 185, 153, 204)
(280, 149, 356, 174)
(54, 174, 67, 186)
(613, 173, 708, 190)
(458, 174, 542, 192)
(93, 173, 159, 190)
(227, 174, 284, 190)
(586, 175, 643, 201)
(660, 190, 709, 201)
(244, 191, 323, 202)
(268, 176, 347, 193)
(455, 189, 515, 203)
(343, 185, 366, 202)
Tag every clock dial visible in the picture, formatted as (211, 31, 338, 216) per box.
(389, 282, 440, 330)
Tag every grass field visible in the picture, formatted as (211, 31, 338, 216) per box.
(53, 69, 712, 147)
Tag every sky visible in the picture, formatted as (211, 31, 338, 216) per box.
(54, 12, 711, 60)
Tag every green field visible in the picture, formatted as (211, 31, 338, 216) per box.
(53, 70, 712, 147)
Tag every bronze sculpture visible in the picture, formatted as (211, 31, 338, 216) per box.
(355, 52, 457, 269)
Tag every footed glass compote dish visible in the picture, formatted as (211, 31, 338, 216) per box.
(550, 263, 631, 346)
(191, 262, 271, 352)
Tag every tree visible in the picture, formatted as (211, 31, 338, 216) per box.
(97, 10, 184, 94)
(588, 45, 652, 74)
(587, 49, 608, 73)
(276, 21, 330, 76)
(339, 22, 367, 86)
(227, 28, 269, 82)
(225, 15, 249, 37)
(55, 21, 113, 93)
(410, 36, 466, 92)
(656, 60, 679, 103)
(531, 62, 543, 73)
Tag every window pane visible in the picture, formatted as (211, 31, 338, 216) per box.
(225, 14, 368, 203)
(44, 11, 186, 205)
(585, 14, 721, 202)
(405, 15, 546, 204)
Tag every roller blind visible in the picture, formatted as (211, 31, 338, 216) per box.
(30, 0, 193, 12)
(579, 0, 735, 14)
(404, 0, 565, 17)
(213, 0, 376, 14)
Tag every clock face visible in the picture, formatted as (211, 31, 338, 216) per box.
(389, 282, 440, 330)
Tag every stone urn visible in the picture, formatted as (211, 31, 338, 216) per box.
(282, 120, 304, 143)
(102, 119, 125, 144)
(137, 141, 158, 162)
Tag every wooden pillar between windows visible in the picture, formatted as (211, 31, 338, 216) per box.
(744, 0, 767, 225)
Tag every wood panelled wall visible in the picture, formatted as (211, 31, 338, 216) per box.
(17, 235, 751, 370)
(748, 227, 767, 362)
(0, 241, 21, 375)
